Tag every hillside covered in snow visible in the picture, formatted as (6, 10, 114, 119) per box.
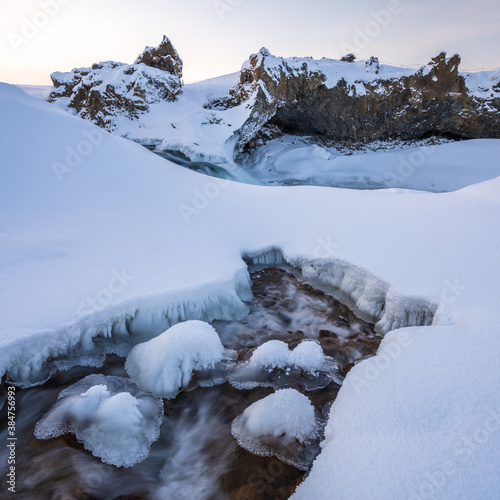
(1, 71, 500, 497)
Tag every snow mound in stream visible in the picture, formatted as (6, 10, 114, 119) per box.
(231, 389, 322, 470)
(229, 340, 342, 391)
(239, 389, 317, 442)
(34, 375, 163, 467)
(125, 320, 236, 398)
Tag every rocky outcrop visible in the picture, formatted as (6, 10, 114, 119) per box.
(48, 36, 183, 130)
(134, 35, 183, 75)
(211, 48, 500, 153)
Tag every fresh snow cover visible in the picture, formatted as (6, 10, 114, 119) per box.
(244, 48, 425, 93)
(229, 340, 341, 391)
(34, 375, 163, 467)
(241, 135, 500, 191)
(125, 320, 235, 398)
(2, 82, 500, 497)
(50, 69, 247, 165)
(288, 341, 325, 372)
(250, 340, 325, 372)
(16, 84, 53, 101)
(231, 388, 321, 470)
(233, 389, 318, 443)
(249, 339, 291, 369)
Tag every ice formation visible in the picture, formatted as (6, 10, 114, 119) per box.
(231, 389, 321, 470)
(34, 375, 163, 467)
(125, 320, 236, 398)
(229, 340, 342, 390)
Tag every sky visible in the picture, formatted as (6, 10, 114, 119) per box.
(1, 0, 500, 85)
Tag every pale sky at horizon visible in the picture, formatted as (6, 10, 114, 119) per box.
(1, 0, 500, 85)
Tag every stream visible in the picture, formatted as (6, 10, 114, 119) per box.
(0, 267, 381, 499)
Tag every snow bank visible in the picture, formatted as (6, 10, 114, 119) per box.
(125, 320, 236, 398)
(241, 135, 500, 192)
(34, 375, 163, 467)
(245, 250, 437, 335)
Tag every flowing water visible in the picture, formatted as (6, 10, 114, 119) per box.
(0, 267, 381, 499)
(150, 149, 259, 185)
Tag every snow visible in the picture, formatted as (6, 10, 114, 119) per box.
(125, 320, 235, 398)
(229, 339, 341, 391)
(34, 375, 163, 467)
(234, 389, 318, 443)
(249, 339, 291, 369)
(241, 135, 500, 191)
(2, 81, 500, 497)
(16, 84, 53, 100)
(249, 340, 325, 372)
(289, 341, 325, 372)
(231, 388, 321, 469)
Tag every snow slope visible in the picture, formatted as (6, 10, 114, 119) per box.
(1, 83, 500, 498)
(16, 84, 53, 100)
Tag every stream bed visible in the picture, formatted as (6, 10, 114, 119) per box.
(0, 267, 381, 499)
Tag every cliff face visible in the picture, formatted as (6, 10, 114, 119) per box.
(212, 49, 500, 152)
(48, 36, 183, 130)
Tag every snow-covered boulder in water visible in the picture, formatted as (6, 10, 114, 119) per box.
(48, 35, 183, 130)
(229, 340, 342, 390)
(34, 375, 164, 468)
(125, 320, 237, 399)
(231, 389, 322, 470)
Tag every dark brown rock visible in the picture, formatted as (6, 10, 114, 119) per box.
(216, 49, 500, 153)
(134, 35, 183, 76)
(341, 53, 356, 62)
(48, 36, 183, 130)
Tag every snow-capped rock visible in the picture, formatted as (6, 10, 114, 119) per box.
(231, 389, 322, 469)
(48, 35, 183, 130)
(214, 48, 500, 153)
(34, 375, 164, 468)
(125, 320, 236, 399)
(228, 340, 342, 391)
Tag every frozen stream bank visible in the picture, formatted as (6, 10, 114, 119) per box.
(1, 266, 385, 499)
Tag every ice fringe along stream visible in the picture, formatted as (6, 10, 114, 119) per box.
(0, 248, 438, 391)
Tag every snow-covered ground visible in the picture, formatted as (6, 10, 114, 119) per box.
(239, 135, 500, 191)
(16, 84, 53, 101)
(2, 82, 500, 498)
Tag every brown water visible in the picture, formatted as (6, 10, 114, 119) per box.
(0, 267, 381, 500)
